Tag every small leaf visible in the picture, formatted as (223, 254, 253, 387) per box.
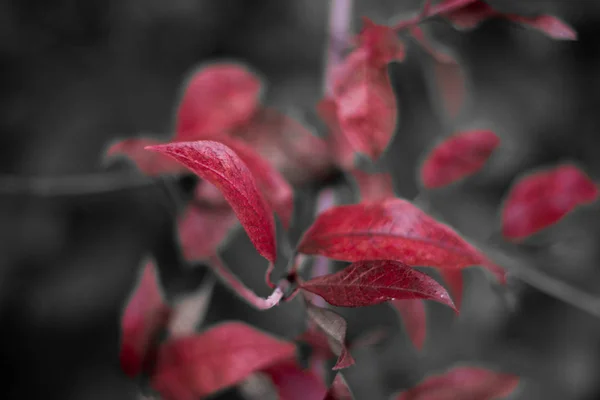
(324, 373, 355, 400)
(350, 169, 395, 202)
(420, 130, 500, 189)
(301, 260, 455, 311)
(297, 198, 506, 283)
(317, 97, 356, 170)
(332, 49, 398, 161)
(146, 141, 277, 263)
(175, 63, 262, 140)
(501, 164, 598, 241)
(120, 262, 171, 378)
(508, 14, 577, 40)
(390, 299, 427, 350)
(263, 360, 328, 400)
(106, 138, 186, 176)
(396, 365, 520, 400)
(440, 269, 464, 311)
(151, 322, 296, 399)
(357, 17, 406, 66)
(305, 301, 355, 370)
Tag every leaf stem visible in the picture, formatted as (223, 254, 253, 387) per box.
(391, 0, 478, 32)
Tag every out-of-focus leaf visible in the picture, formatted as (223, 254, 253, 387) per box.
(440, 269, 464, 311)
(390, 299, 427, 350)
(501, 164, 598, 240)
(317, 97, 355, 170)
(324, 373, 355, 400)
(357, 17, 406, 66)
(420, 130, 500, 189)
(301, 260, 455, 310)
(263, 360, 328, 400)
(297, 198, 506, 283)
(146, 141, 277, 263)
(350, 169, 395, 202)
(151, 322, 296, 399)
(106, 138, 186, 176)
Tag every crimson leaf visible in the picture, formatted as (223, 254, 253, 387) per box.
(350, 169, 395, 202)
(146, 140, 277, 263)
(357, 17, 406, 67)
(151, 322, 296, 399)
(396, 365, 519, 400)
(297, 198, 506, 283)
(420, 130, 500, 189)
(317, 97, 356, 170)
(390, 299, 427, 350)
(440, 269, 464, 311)
(324, 373, 355, 400)
(263, 360, 327, 400)
(501, 163, 598, 241)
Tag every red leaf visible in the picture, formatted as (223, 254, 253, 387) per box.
(501, 164, 598, 241)
(396, 365, 519, 400)
(332, 49, 398, 161)
(305, 300, 355, 370)
(217, 137, 294, 228)
(390, 299, 427, 350)
(324, 373, 355, 400)
(120, 262, 171, 378)
(357, 17, 406, 66)
(508, 14, 576, 40)
(301, 260, 455, 311)
(442, 0, 496, 30)
(175, 63, 262, 140)
(420, 130, 500, 189)
(146, 141, 277, 263)
(317, 97, 356, 170)
(106, 138, 186, 176)
(350, 169, 395, 202)
(297, 327, 336, 361)
(297, 198, 506, 283)
(440, 269, 464, 311)
(178, 205, 239, 261)
(151, 322, 296, 399)
(263, 360, 328, 400)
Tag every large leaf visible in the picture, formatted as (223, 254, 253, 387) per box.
(501, 164, 598, 241)
(297, 198, 506, 282)
(301, 260, 455, 310)
(396, 365, 519, 400)
(147, 140, 277, 263)
(175, 63, 262, 140)
(324, 373, 355, 400)
(390, 299, 427, 350)
(420, 130, 499, 189)
(263, 360, 327, 400)
(151, 322, 296, 399)
(120, 262, 171, 378)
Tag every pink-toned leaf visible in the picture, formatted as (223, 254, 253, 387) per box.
(305, 300, 355, 370)
(324, 373, 354, 400)
(442, 0, 496, 30)
(297, 198, 506, 283)
(420, 130, 500, 189)
(263, 360, 328, 400)
(175, 63, 262, 140)
(350, 169, 395, 202)
(357, 17, 406, 67)
(146, 141, 277, 263)
(217, 137, 294, 228)
(501, 164, 598, 241)
(317, 97, 356, 170)
(301, 260, 455, 311)
(332, 49, 398, 161)
(120, 262, 171, 378)
(151, 322, 296, 399)
(396, 365, 519, 400)
(508, 14, 576, 40)
(390, 299, 427, 350)
(440, 269, 464, 311)
(106, 138, 187, 176)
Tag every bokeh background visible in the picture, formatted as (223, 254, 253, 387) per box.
(1, 0, 600, 399)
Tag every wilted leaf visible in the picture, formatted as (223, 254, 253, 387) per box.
(263, 360, 328, 400)
(357, 17, 406, 66)
(332, 49, 398, 161)
(297, 198, 506, 283)
(106, 138, 186, 176)
(396, 365, 519, 400)
(350, 169, 395, 202)
(301, 260, 455, 311)
(120, 262, 171, 378)
(175, 63, 262, 140)
(390, 299, 427, 350)
(420, 130, 500, 189)
(324, 373, 354, 400)
(305, 301, 355, 370)
(146, 141, 277, 263)
(501, 164, 598, 240)
(151, 322, 296, 399)
(317, 97, 355, 170)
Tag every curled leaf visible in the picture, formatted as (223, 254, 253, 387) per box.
(176, 63, 262, 140)
(151, 322, 296, 399)
(420, 130, 500, 189)
(501, 164, 598, 240)
(120, 262, 171, 378)
(390, 299, 427, 350)
(297, 198, 506, 283)
(324, 373, 355, 400)
(396, 365, 520, 400)
(106, 138, 186, 176)
(301, 260, 455, 311)
(146, 141, 277, 263)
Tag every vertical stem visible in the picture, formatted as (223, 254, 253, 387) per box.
(311, 188, 337, 308)
(323, 0, 354, 95)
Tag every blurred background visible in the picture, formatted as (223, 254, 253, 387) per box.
(1, 0, 600, 399)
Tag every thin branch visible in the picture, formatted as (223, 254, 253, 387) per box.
(391, 0, 478, 31)
(323, 0, 354, 95)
